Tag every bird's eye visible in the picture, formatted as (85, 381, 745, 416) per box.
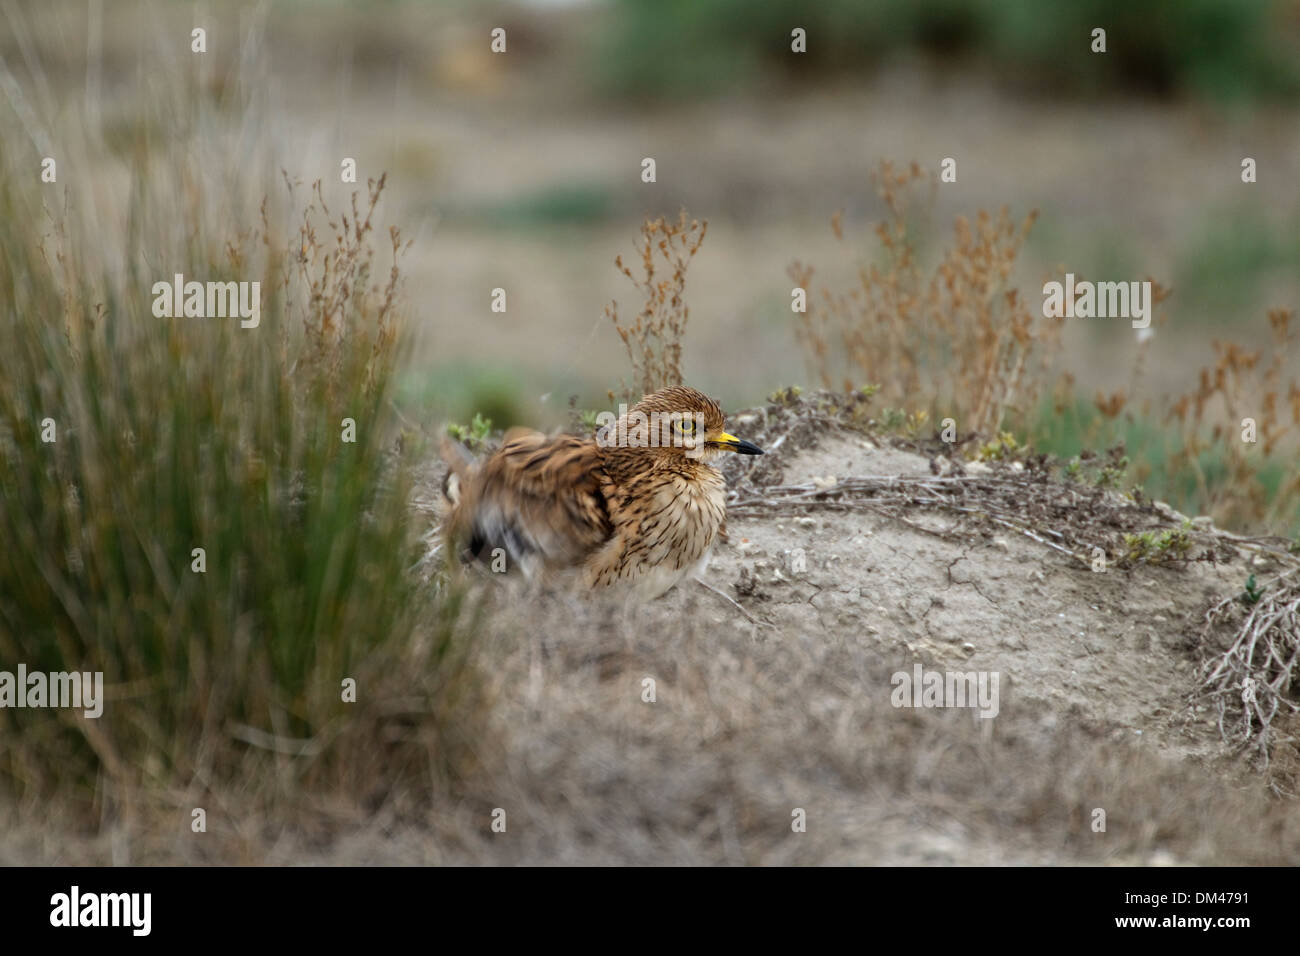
(674, 418, 696, 434)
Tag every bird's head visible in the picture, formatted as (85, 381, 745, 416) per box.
(599, 385, 763, 464)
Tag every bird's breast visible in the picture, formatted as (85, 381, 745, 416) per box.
(616, 468, 725, 592)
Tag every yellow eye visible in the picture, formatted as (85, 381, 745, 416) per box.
(674, 418, 696, 434)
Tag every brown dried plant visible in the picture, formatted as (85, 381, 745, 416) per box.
(1166, 308, 1300, 530)
(280, 172, 410, 397)
(789, 160, 1052, 437)
(606, 210, 707, 403)
(1085, 279, 1173, 425)
(1199, 570, 1300, 787)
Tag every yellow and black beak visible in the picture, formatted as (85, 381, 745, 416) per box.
(708, 431, 764, 455)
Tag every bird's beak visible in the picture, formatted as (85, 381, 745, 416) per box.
(709, 432, 764, 455)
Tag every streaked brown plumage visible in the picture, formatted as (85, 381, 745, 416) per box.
(441, 385, 762, 600)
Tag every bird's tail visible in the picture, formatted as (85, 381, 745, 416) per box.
(439, 435, 476, 507)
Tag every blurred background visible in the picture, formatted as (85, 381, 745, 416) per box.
(2, 0, 1299, 523)
(5, 0, 1298, 424)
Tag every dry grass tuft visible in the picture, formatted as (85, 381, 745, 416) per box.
(790, 160, 1300, 538)
(605, 210, 707, 403)
(1165, 308, 1300, 530)
(789, 160, 1053, 435)
(282, 173, 411, 395)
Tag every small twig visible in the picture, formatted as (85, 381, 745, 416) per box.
(229, 722, 322, 757)
(694, 577, 773, 628)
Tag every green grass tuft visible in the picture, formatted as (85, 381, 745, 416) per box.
(0, 105, 482, 818)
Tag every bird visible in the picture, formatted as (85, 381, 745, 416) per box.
(440, 385, 763, 601)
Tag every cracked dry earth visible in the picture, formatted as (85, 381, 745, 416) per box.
(717, 434, 1238, 764)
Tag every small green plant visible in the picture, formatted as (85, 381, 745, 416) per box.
(902, 409, 929, 439)
(878, 407, 908, 432)
(768, 385, 803, 405)
(448, 412, 493, 450)
(1121, 522, 1193, 566)
(1096, 455, 1130, 490)
(1240, 573, 1265, 605)
(875, 406, 931, 438)
(975, 431, 1020, 462)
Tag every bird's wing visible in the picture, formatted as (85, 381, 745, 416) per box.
(446, 428, 613, 572)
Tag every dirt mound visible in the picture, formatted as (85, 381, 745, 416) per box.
(317, 396, 1300, 865)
